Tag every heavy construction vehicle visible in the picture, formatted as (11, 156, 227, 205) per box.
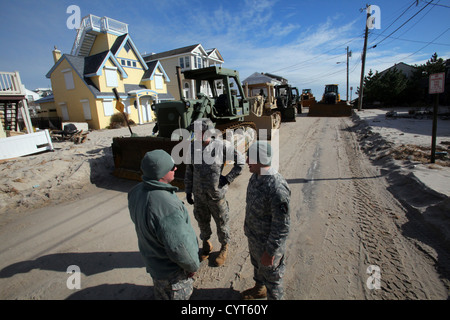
(274, 84, 299, 121)
(243, 81, 281, 139)
(112, 66, 266, 183)
(300, 89, 316, 111)
(308, 84, 352, 117)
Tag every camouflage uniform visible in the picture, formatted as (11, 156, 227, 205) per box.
(244, 166, 291, 300)
(153, 270, 194, 300)
(185, 138, 244, 246)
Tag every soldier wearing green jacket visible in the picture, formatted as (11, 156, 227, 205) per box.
(242, 141, 291, 300)
(128, 150, 200, 300)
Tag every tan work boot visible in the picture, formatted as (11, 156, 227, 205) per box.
(200, 240, 213, 261)
(241, 283, 267, 300)
(214, 244, 228, 267)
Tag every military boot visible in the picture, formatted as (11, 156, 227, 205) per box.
(214, 243, 228, 267)
(200, 240, 213, 261)
(241, 283, 267, 300)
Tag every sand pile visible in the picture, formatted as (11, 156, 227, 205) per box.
(0, 123, 155, 216)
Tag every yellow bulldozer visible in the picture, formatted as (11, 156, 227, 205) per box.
(300, 89, 316, 109)
(308, 84, 352, 117)
(243, 82, 281, 139)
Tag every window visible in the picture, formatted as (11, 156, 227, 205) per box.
(62, 69, 75, 90)
(81, 100, 92, 120)
(197, 56, 202, 69)
(185, 56, 190, 68)
(103, 100, 114, 116)
(127, 60, 131, 67)
(59, 103, 69, 120)
(179, 57, 184, 68)
(105, 67, 118, 87)
(124, 41, 131, 53)
(121, 59, 126, 66)
(132, 61, 137, 67)
(155, 74, 163, 90)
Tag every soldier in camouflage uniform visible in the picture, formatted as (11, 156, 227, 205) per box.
(185, 119, 245, 266)
(242, 141, 291, 300)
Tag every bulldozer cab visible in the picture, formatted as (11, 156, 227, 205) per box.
(183, 66, 247, 119)
(322, 84, 341, 104)
(324, 84, 339, 94)
(153, 66, 250, 138)
(274, 84, 297, 121)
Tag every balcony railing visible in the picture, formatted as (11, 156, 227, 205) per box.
(0, 71, 25, 96)
(71, 15, 128, 55)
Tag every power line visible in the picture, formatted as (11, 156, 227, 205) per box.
(369, 31, 450, 46)
(269, 33, 363, 74)
(376, 0, 441, 47)
(371, 0, 435, 48)
(421, 0, 450, 8)
(400, 27, 450, 60)
(370, 0, 417, 43)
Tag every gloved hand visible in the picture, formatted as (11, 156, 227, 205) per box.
(186, 193, 194, 205)
(219, 175, 230, 188)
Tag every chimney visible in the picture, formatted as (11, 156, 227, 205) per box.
(52, 46, 62, 63)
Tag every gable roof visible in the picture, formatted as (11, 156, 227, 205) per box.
(142, 60, 171, 82)
(84, 51, 128, 78)
(206, 48, 224, 62)
(243, 72, 283, 85)
(379, 62, 416, 78)
(46, 51, 127, 78)
(143, 44, 205, 61)
(111, 34, 148, 70)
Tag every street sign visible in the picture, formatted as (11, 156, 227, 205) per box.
(429, 72, 445, 94)
(115, 101, 124, 113)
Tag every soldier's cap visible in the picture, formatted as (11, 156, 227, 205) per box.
(247, 141, 272, 166)
(188, 118, 214, 132)
(141, 149, 175, 181)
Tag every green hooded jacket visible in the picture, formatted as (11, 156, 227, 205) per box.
(128, 179, 200, 280)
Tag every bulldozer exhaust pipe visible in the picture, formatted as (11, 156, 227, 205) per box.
(176, 66, 184, 100)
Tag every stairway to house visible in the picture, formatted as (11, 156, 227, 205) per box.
(71, 15, 128, 57)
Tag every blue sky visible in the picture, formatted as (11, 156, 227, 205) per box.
(1, 0, 449, 99)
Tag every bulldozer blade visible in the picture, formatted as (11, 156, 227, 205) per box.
(111, 136, 187, 187)
(308, 102, 353, 117)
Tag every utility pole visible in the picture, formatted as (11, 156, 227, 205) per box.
(346, 46, 351, 101)
(358, 5, 370, 111)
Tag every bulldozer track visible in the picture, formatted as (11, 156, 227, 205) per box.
(215, 121, 257, 135)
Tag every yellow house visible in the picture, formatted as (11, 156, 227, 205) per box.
(46, 15, 173, 130)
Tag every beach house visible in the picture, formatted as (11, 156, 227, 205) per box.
(46, 15, 173, 130)
(143, 44, 224, 101)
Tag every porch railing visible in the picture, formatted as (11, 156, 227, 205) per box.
(0, 71, 25, 96)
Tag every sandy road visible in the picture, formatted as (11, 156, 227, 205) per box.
(0, 114, 448, 299)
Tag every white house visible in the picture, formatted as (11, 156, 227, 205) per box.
(143, 44, 224, 100)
